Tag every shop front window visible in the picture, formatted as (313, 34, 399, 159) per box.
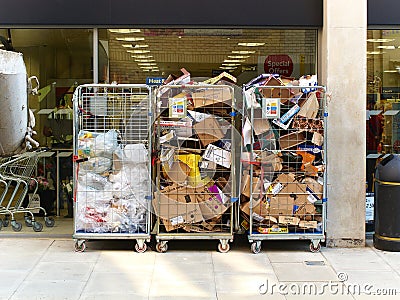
(98, 28, 317, 85)
(367, 30, 400, 155)
(0, 28, 93, 148)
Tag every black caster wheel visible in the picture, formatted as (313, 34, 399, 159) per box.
(45, 217, 55, 227)
(12, 221, 22, 232)
(251, 242, 262, 254)
(32, 221, 43, 232)
(24, 216, 33, 227)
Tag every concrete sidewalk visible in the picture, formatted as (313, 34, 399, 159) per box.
(1, 237, 399, 300)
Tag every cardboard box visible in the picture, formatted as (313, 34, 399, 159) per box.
(202, 144, 231, 168)
(193, 115, 224, 146)
(191, 87, 232, 108)
(153, 184, 204, 225)
(278, 216, 300, 226)
(279, 131, 306, 150)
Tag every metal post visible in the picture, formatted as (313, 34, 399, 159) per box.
(93, 28, 99, 84)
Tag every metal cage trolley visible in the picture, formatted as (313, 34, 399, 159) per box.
(0, 150, 55, 232)
(153, 84, 239, 253)
(240, 75, 327, 253)
(72, 84, 153, 253)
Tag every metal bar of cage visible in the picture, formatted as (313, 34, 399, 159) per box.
(153, 84, 238, 253)
(240, 84, 327, 254)
(72, 84, 153, 253)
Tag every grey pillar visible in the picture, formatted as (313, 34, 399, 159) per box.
(320, 0, 367, 247)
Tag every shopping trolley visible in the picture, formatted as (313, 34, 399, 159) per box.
(0, 150, 55, 231)
(240, 77, 327, 253)
(153, 83, 239, 253)
(72, 84, 153, 252)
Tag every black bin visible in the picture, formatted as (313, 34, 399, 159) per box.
(374, 154, 400, 251)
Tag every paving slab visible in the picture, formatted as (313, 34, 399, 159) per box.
(272, 262, 339, 282)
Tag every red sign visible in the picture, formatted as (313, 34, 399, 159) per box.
(264, 55, 293, 76)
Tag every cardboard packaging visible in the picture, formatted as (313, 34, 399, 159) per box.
(253, 109, 273, 135)
(292, 116, 324, 134)
(279, 131, 306, 150)
(302, 177, 323, 201)
(196, 184, 229, 220)
(191, 87, 232, 108)
(256, 151, 283, 171)
(193, 115, 224, 146)
(202, 71, 237, 85)
(240, 198, 271, 221)
(298, 220, 318, 229)
(162, 161, 190, 184)
(241, 173, 262, 198)
(278, 216, 300, 226)
(298, 92, 319, 119)
(153, 184, 204, 226)
(269, 196, 295, 218)
(202, 144, 231, 168)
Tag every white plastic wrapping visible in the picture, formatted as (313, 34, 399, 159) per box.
(75, 143, 149, 233)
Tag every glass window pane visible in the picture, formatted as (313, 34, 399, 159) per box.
(99, 28, 317, 85)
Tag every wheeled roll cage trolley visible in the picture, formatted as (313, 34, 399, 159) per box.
(72, 84, 153, 253)
(240, 83, 327, 254)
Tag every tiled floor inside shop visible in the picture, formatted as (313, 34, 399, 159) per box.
(0, 207, 73, 238)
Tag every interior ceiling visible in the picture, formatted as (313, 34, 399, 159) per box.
(2, 28, 315, 81)
(107, 28, 291, 78)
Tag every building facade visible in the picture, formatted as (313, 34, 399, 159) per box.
(0, 0, 397, 246)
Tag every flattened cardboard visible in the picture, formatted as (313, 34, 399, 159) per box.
(312, 132, 324, 146)
(193, 115, 224, 146)
(269, 196, 294, 218)
(153, 184, 204, 224)
(302, 177, 323, 200)
(241, 174, 262, 198)
(191, 87, 232, 108)
(298, 220, 318, 229)
(196, 185, 229, 220)
(278, 216, 300, 226)
(202, 144, 231, 168)
(257, 151, 283, 171)
(162, 161, 190, 184)
(240, 198, 270, 220)
(298, 92, 319, 119)
(279, 131, 306, 150)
